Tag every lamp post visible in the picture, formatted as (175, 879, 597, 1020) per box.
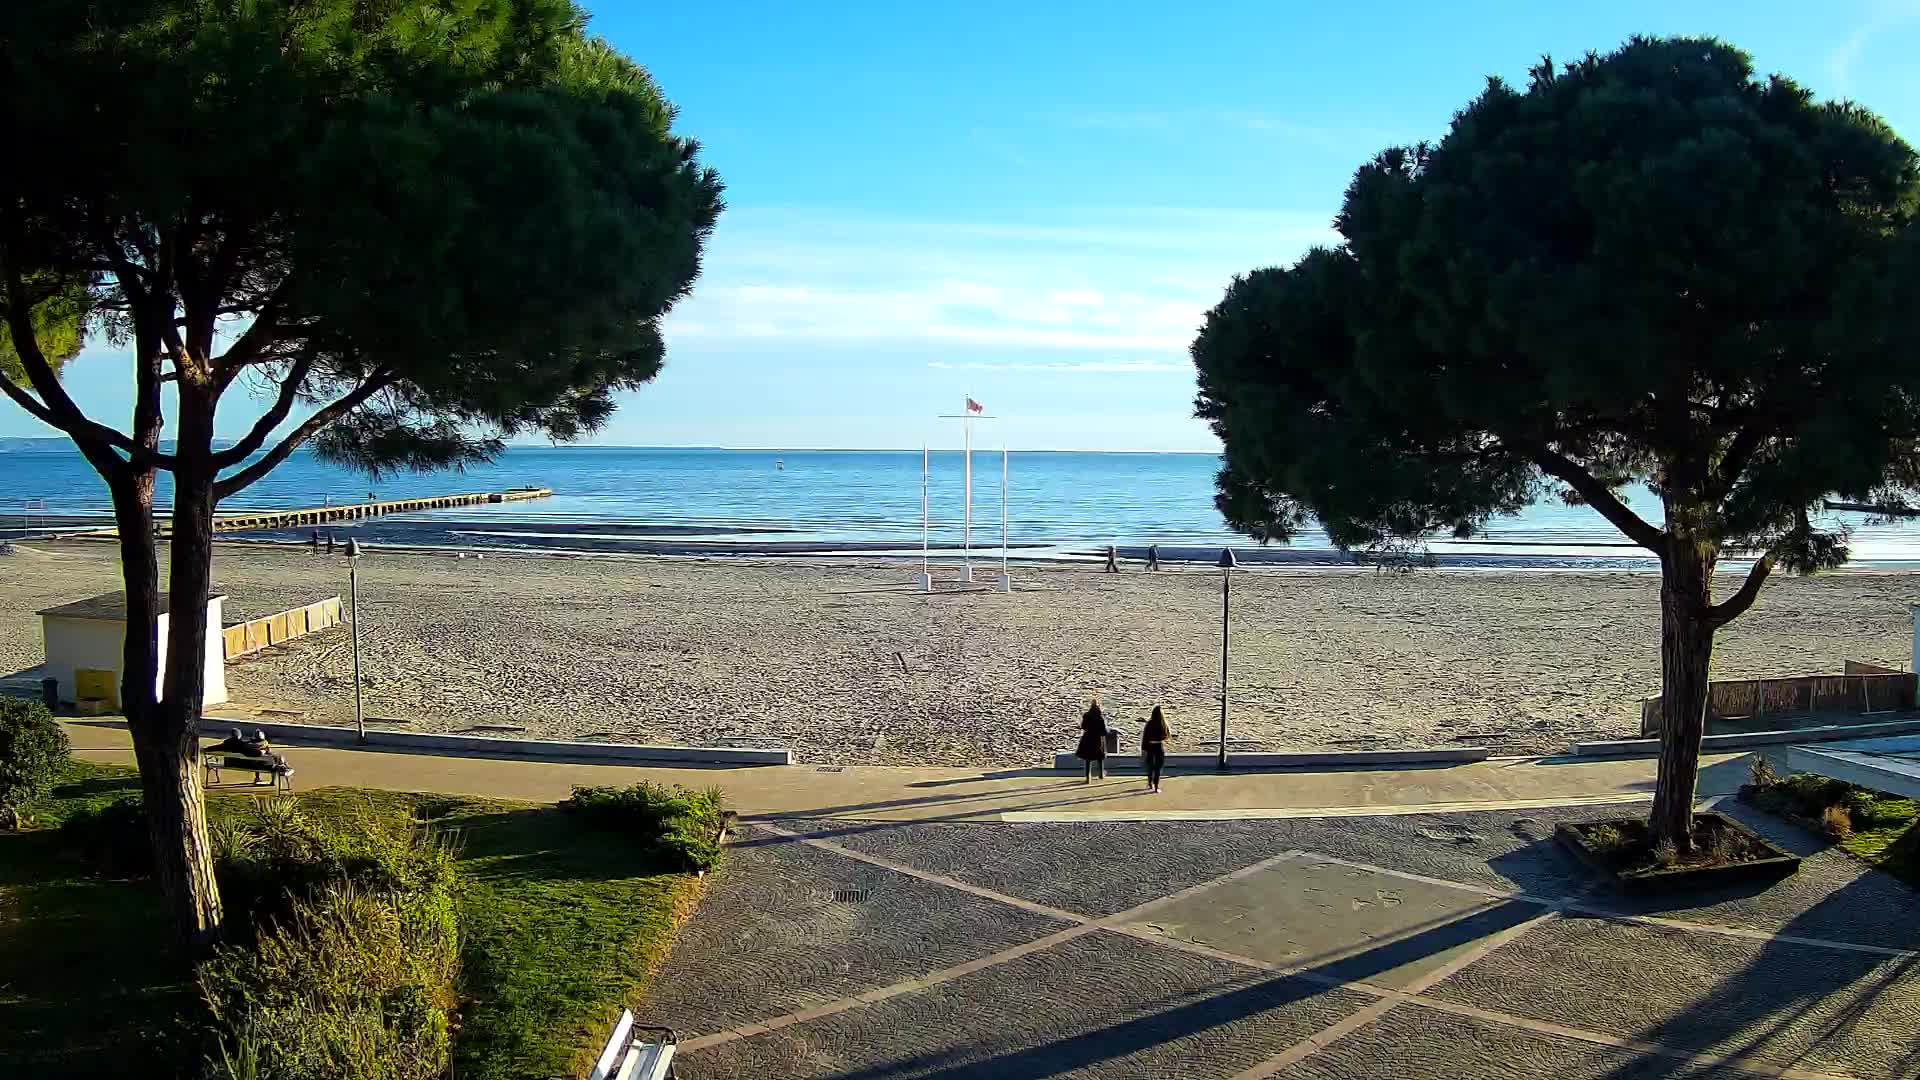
(344, 537, 365, 743)
(1218, 546, 1237, 770)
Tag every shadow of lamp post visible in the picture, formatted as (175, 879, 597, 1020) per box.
(1218, 545, 1237, 770)
(344, 536, 365, 743)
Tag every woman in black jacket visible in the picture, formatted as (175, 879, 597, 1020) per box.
(1075, 699, 1109, 783)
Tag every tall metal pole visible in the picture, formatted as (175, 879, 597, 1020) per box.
(1000, 447, 1009, 576)
(962, 399, 973, 582)
(1218, 562, 1230, 770)
(349, 558, 365, 743)
(921, 444, 930, 574)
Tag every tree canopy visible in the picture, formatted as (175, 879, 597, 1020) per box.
(1191, 36, 1920, 848)
(0, 0, 723, 485)
(1195, 37, 1918, 581)
(0, 0, 722, 943)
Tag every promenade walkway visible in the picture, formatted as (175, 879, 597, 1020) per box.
(62, 719, 1751, 822)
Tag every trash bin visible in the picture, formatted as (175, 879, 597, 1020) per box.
(41, 677, 59, 709)
(1104, 728, 1120, 756)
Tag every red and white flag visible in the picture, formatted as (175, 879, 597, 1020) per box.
(966, 397, 984, 414)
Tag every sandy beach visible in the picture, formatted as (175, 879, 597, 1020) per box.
(3, 540, 1916, 766)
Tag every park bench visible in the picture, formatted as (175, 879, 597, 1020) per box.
(588, 1009, 676, 1080)
(203, 752, 294, 793)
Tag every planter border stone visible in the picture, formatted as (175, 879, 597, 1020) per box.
(1554, 811, 1801, 893)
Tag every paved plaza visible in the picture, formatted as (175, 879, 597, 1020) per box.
(644, 795, 1920, 1079)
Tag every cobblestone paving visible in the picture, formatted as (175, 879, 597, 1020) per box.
(1272, 1006, 1758, 1080)
(646, 806, 1920, 1079)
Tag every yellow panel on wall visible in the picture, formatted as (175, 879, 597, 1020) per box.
(75, 668, 117, 708)
(268, 612, 291, 644)
(222, 625, 246, 659)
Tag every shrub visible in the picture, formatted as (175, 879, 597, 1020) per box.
(60, 794, 151, 875)
(1582, 824, 1626, 851)
(1822, 804, 1855, 841)
(559, 782, 729, 872)
(214, 797, 457, 943)
(0, 697, 69, 826)
(200, 880, 459, 1080)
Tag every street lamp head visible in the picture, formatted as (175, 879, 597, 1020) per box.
(1217, 547, 1237, 569)
(343, 537, 363, 559)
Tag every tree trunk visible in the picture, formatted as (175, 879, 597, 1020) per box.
(1650, 542, 1716, 852)
(153, 392, 226, 945)
(102, 453, 224, 945)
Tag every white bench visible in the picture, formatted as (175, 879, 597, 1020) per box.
(588, 1009, 676, 1080)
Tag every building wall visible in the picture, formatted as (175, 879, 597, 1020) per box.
(40, 596, 227, 707)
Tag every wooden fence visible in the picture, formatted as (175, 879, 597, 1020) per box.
(1640, 665, 1917, 736)
(221, 596, 343, 662)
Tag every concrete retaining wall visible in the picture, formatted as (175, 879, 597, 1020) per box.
(1575, 716, 1920, 757)
(198, 717, 791, 766)
(1051, 747, 1491, 771)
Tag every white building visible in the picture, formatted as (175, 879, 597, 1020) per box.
(38, 591, 228, 708)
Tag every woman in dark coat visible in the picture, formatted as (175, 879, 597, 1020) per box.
(1075, 698, 1109, 783)
(1142, 705, 1172, 793)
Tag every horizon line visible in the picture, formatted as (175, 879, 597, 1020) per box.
(521, 443, 1224, 455)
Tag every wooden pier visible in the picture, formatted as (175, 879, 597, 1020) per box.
(208, 487, 552, 533)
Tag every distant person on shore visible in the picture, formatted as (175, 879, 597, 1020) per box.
(1075, 699, 1109, 783)
(1105, 545, 1121, 573)
(1146, 545, 1161, 571)
(1142, 706, 1172, 793)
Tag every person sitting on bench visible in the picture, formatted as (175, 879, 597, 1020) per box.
(206, 728, 286, 784)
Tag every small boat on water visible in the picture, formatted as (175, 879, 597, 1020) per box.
(775, 459, 785, 471)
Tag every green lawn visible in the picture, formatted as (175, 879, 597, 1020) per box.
(0, 761, 706, 1079)
(1744, 772, 1920, 888)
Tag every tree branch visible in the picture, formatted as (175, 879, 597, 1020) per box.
(1715, 423, 1769, 496)
(1708, 554, 1774, 628)
(1527, 445, 1667, 552)
(210, 353, 315, 468)
(0, 371, 64, 428)
(0, 256, 169, 468)
(212, 372, 395, 501)
(211, 277, 293, 388)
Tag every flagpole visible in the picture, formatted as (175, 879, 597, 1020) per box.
(921, 444, 930, 573)
(962, 396, 973, 583)
(997, 446, 1010, 592)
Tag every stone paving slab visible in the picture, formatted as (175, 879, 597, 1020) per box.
(641, 824, 1069, 1034)
(1124, 857, 1545, 991)
(795, 817, 1299, 916)
(679, 930, 1378, 1080)
(1428, 914, 1920, 1077)
(1273, 1004, 1759, 1080)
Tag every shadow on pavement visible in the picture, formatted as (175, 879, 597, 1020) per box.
(823, 899, 1545, 1080)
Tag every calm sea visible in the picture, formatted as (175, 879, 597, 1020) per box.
(3, 444, 1917, 568)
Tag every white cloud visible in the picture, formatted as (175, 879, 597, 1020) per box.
(1827, 0, 1920, 90)
(663, 206, 1332, 353)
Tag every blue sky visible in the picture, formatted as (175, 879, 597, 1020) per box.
(17, 0, 1920, 451)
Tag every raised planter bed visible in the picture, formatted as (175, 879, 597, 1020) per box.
(1555, 812, 1800, 893)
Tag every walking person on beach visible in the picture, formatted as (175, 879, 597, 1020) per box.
(1076, 699, 1109, 783)
(1142, 706, 1172, 793)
